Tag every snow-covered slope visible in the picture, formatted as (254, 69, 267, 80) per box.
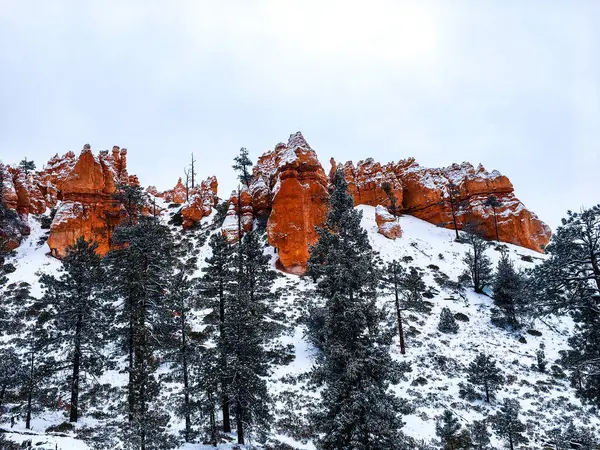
(1, 205, 598, 449)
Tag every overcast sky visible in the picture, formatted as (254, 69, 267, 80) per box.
(1, 1, 598, 230)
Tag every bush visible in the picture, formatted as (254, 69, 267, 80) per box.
(438, 307, 459, 333)
(454, 312, 469, 322)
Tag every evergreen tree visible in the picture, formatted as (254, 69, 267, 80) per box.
(467, 353, 504, 403)
(446, 182, 464, 241)
(493, 252, 524, 328)
(484, 195, 502, 241)
(105, 217, 179, 449)
(469, 420, 491, 450)
(200, 233, 234, 433)
(462, 223, 493, 294)
(438, 307, 459, 333)
(39, 238, 107, 422)
(18, 158, 36, 175)
(10, 285, 55, 429)
(381, 182, 399, 218)
(113, 183, 147, 226)
(527, 206, 600, 405)
(380, 261, 427, 354)
(0, 348, 23, 411)
(163, 255, 200, 442)
(491, 399, 527, 450)
(232, 147, 253, 187)
(436, 410, 470, 450)
(307, 171, 407, 450)
(222, 230, 279, 445)
(536, 345, 547, 372)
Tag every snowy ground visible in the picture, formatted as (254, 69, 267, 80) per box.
(1, 204, 598, 448)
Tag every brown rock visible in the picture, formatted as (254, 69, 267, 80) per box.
(375, 205, 402, 239)
(181, 176, 219, 228)
(222, 188, 254, 243)
(266, 132, 329, 274)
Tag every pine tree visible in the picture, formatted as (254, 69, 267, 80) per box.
(484, 195, 502, 241)
(10, 285, 55, 429)
(380, 261, 427, 354)
(446, 182, 464, 241)
(163, 256, 200, 442)
(223, 230, 279, 445)
(438, 307, 459, 333)
(436, 410, 469, 450)
(200, 233, 234, 433)
(462, 223, 493, 294)
(307, 171, 407, 450)
(527, 206, 600, 405)
(39, 237, 107, 422)
(0, 348, 23, 410)
(467, 353, 504, 403)
(381, 182, 399, 218)
(105, 217, 179, 449)
(18, 158, 36, 175)
(491, 399, 527, 450)
(493, 251, 524, 328)
(113, 183, 147, 226)
(232, 147, 253, 187)
(469, 420, 491, 450)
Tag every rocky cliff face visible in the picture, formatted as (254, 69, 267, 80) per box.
(46, 145, 129, 257)
(1, 133, 550, 272)
(234, 134, 551, 274)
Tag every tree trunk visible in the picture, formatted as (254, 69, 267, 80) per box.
(493, 208, 499, 241)
(128, 302, 135, 422)
(509, 433, 514, 450)
(394, 287, 406, 354)
(69, 313, 83, 422)
(450, 200, 459, 240)
(138, 298, 147, 450)
(219, 280, 231, 433)
(484, 383, 490, 403)
(236, 399, 244, 445)
(180, 311, 191, 442)
(26, 349, 34, 430)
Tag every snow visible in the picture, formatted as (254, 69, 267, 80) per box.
(2, 204, 598, 448)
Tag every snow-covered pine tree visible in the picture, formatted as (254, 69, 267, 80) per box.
(10, 284, 55, 429)
(438, 307, 459, 334)
(484, 195, 502, 241)
(39, 237, 107, 423)
(306, 170, 407, 450)
(436, 410, 470, 450)
(232, 147, 253, 188)
(0, 348, 23, 411)
(462, 222, 493, 294)
(491, 399, 527, 450)
(113, 182, 147, 226)
(163, 254, 200, 442)
(527, 205, 600, 405)
(466, 353, 504, 403)
(469, 420, 491, 450)
(380, 261, 427, 354)
(492, 251, 524, 328)
(446, 182, 464, 241)
(199, 232, 235, 434)
(222, 230, 279, 445)
(105, 217, 179, 449)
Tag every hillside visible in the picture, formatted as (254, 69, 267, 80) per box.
(1, 200, 598, 449)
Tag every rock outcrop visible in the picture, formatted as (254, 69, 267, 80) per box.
(376, 205, 402, 240)
(46, 145, 129, 258)
(332, 158, 551, 252)
(180, 176, 219, 228)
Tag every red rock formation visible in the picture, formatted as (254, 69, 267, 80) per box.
(181, 176, 219, 228)
(263, 133, 330, 274)
(375, 205, 402, 240)
(331, 158, 402, 210)
(393, 161, 550, 251)
(222, 188, 254, 243)
(158, 178, 188, 204)
(46, 145, 128, 258)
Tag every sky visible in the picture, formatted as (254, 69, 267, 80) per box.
(0, 1, 598, 230)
